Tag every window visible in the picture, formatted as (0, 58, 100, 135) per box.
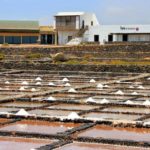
(91, 21, 93, 26)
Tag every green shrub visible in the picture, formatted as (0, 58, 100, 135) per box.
(25, 53, 44, 59)
(0, 53, 5, 60)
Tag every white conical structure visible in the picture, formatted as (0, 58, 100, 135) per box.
(36, 82, 42, 85)
(5, 81, 10, 84)
(31, 88, 36, 92)
(129, 85, 134, 89)
(100, 98, 109, 104)
(19, 87, 25, 91)
(125, 100, 134, 105)
(116, 80, 121, 83)
(67, 112, 81, 120)
(65, 83, 71, 87)
(68, 88, 77, 93)
(35, 77, 42, 81)
(143, 100, 150, 106)
(104, 85, 109, 88)
(47, 96, 56, 101)
(62, 78, 69, 82)
(115, 90, 124, 95)
(86, 97, 96, 103)
(90, 79, 96, 83)
(48, 82, 55, 86)
(16, 109, 29, 116)
(131, 91, 138, 95)
(147, 77, 150, 80)
(21, 81, 29, 85)
(137, 85, 145, 89)
(97, 83, 104, 88)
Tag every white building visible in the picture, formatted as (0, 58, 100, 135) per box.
(54, 12, 99, 45)
(54, 12, 150, 45)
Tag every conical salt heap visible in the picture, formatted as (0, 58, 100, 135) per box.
(16, 109, 29, 116)
(62, 78, 69, 82)
(100, 98, 109, 104)
(86, 97, 96, 103)
(65, 83, 71, 87)
(36, 82, 42, 85)
(48, 82, 55, 86)
(35, 77, 42, 81)
(31, 88, 36, 92)
(132, 91, 138, 95)
(115, 90, 124, 95)
(90, 79, 96, 83)
(97, 83, 104, 88)
(67, 112, 81, 120)
(143, 100, 150, 106)
(47, 96, 56, 101)
(125, 100, 134, 105)
(21, 81, 29, 85)
(19, 87, 25, 91)
(68, 88, 77, 93)
(137, 85, 145, 89)
(5, 81, 10, 84)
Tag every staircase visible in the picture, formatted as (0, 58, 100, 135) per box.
(66, 26, 88, 45)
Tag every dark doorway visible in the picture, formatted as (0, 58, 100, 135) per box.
(47, 35, 53, 44)
(108, 35, 113, 42)
(82, 20, 85, 29)
(68, 36, 72, 42)
(94, 35, 99, 42)
(41, 35, 46, 44)
(123, 34, 128, 42)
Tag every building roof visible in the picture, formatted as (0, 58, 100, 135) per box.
(40, 26, 56, 33)
(55, 12, 85, 17)
(0, 20, 39, 30)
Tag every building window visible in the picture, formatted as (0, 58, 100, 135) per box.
(91, 21, 93, 26)
(94, 35, 99, 42)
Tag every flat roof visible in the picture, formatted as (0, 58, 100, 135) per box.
(0, 20, 39, 30)
(55, 12, 84, 17)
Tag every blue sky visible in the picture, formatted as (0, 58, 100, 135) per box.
(0, 0, 149, 25)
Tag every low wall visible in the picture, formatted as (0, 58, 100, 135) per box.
(0, 62, 150, 73)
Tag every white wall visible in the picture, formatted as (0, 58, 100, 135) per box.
(80, 13, 99, 29)
(87, 25, 150, 43)
(58, 31, 77, 45)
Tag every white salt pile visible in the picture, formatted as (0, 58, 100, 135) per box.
(35, 77, 42, 81)
(31, 88, 36, 92)
(5, 81, 10, 84)
(104, 85, 109, 88)
(48, 82, 55, 86)
(19, 87, 25, 91)
(115, 90, 124, 95)
(97, 83, 104, 88)
(86, 97, 96, 103)
(65, 83, 71, 87)
(90, 79, 96, 83)
(147, 77, 150, 80)
(16, 109, 29, 116)
(67, 112, 81, 120)
(47, 96, 56, 101)
(143, 100, 150, 106)
(116, 80, 121, 83)
(36, 82, 42, 85)
(131, 91, 138, 95)
(100, 98, 109, 104)
(68, 88, 77, 93)
(125, 100, 134, 105)
(129, 85, 134, 89)
(21, 81, 29, 85)
(62, 78, 69, 82)
(137, 85, 145, 89)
